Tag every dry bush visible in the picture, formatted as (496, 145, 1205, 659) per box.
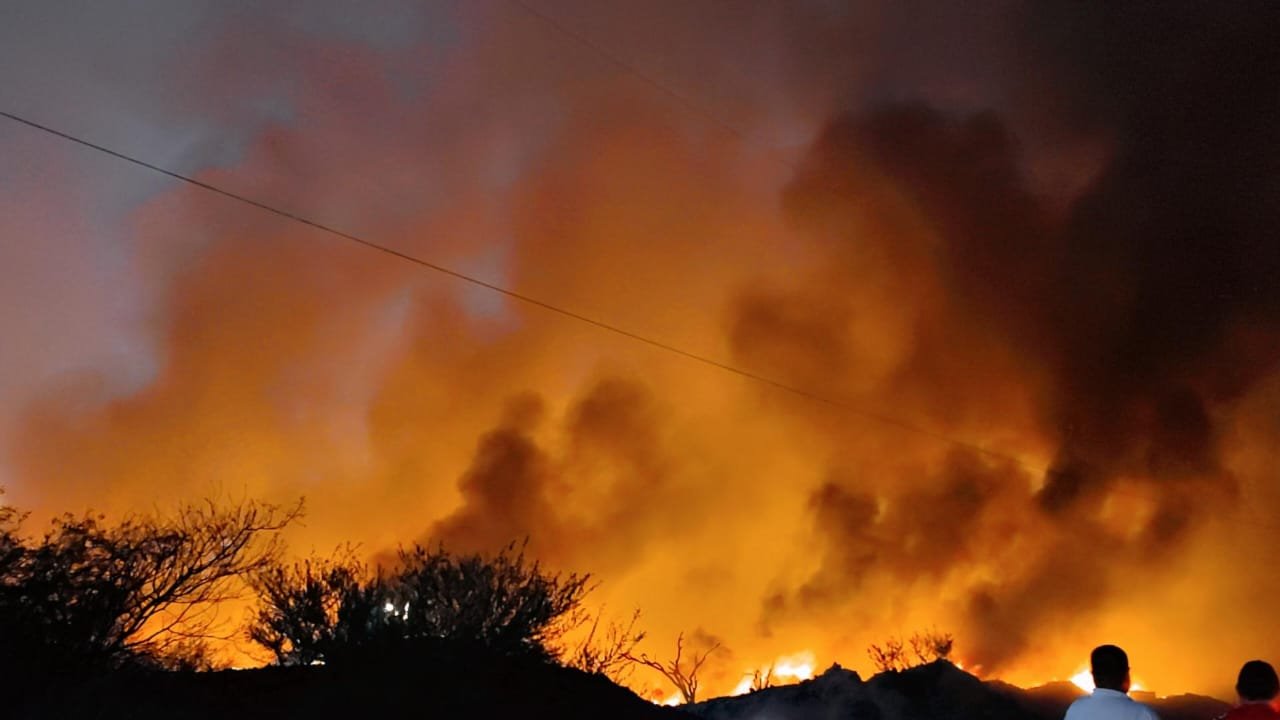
(868, 628, 955, 673)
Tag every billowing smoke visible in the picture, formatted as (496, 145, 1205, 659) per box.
(427, 377, 690, 576)
(4, 0, 1280, 697)
(734, 0, 1280, 675)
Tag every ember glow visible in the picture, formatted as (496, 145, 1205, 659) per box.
(3, 0, 1280, 702)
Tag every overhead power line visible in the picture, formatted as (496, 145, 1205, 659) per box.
(0, 108, 1034, 471)
(7, 1, 1271, 530)
(497, 0, 1280, 533)
(3, 106, 1272, 531)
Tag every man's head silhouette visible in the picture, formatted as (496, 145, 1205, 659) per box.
(1236, 660, 1279, 702)
(1090, 645, 1130, 693)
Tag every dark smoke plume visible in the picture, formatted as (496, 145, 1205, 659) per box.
(741, 1, 1280, 669)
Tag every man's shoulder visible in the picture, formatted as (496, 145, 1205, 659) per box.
(1064, 692, 1159, 720)
(1065, 694, 1100, 719)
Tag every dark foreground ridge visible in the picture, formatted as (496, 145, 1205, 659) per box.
(15, 648, 693, 720)
(688, 661, 1229, 720)
(15, 654, 1229, 720)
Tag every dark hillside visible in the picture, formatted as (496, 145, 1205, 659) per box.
(1002, 679, 1229, 720)
(689, 661, 1228, 720)
(691, 661, 1028, 720)
(10, 649, 1232, 720)
(15, 649, 693, 720)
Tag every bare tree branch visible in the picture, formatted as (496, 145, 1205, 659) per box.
(0, 494, 302, 672)
(628, 632, 721, 704)
(559, 606, 645, 683)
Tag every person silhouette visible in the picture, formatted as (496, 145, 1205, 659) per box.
(1217, 661, 1280, 720)
(1064, 645, 1159, 720)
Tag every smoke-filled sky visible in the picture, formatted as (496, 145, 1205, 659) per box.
(3, 0, 1279, 700)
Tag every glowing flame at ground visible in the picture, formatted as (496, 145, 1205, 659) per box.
(1071, 669, 1095, 693)
(730, 651, 817, 696)
(650, 691, 682, 707)
(1070, 669, 1146, 695)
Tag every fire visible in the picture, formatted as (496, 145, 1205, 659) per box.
(656, 693, 682, 707)
(1070, 668, 1146, 694)
(1071, 669, 1095, 692)
(643, 685, 686, 706)
(773, 652, 817, 681)
(730, 651, 817, 696)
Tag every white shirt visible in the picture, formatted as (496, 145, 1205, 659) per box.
(1065, 688, 1161, 720)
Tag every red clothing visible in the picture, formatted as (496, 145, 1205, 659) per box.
(1220, 703, 1280, 720)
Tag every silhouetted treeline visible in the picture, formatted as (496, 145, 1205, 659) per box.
(0, 491, 676, 720)
(247, 541, 591, 666)
(0, 493, 299, 693)
(0, 490, 621, 716)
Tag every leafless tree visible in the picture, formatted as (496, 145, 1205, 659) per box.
(629, 632, 722, 704)
(0, 495, 302, 673)
(116, 498, 304, 658)
(560, 606, 645, 683)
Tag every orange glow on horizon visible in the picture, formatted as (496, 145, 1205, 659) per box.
(1069, 668, 1148, 695)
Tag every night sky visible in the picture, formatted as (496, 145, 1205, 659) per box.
(2, 0, 1278, 700)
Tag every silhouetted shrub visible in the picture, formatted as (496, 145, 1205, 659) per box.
(247, 552, 392, 666)
(0, 494, 300, 685)
(145, 638, 228, 672)
(868, 628, 955, 673)
(398, 542, 590, 659)
(909, 629, 954, 665)
(248, 541, 591, 666)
